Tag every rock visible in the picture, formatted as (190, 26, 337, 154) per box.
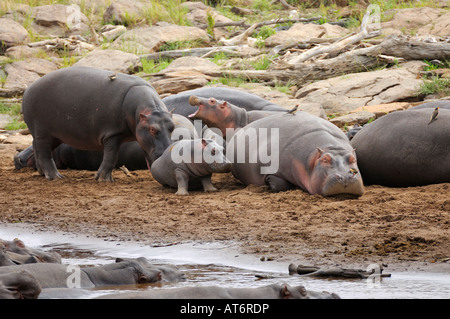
(294, 61, 425, 115)
(31, 4, 90, 37)
(10, 58, 58, 76)
(103, 0, 150, 25)
(150, 72, 209, 94)
(417, 11, 450, 36)
(381, 7, 447, 36)
(0, 18, 29, 51)
(73, 49, 142, 73)
(264, 23, 349, 47)
(161, 56, 219, 74)
(100, 25, 127, 42)
(3, 63, 40, 92)
(111, 24, 209, 54)
(349, 102, 411, 118)
(5, 45, 51, 60)
(329, 111, 375, 128)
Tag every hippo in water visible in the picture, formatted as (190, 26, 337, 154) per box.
(151, 138, 231, 195)
(162, 87, 287, 119)
(227, 112, 364, 196)
(351, 108, 450, 187)
(14, 114, 197, 172)
(22, 66, 175, 182)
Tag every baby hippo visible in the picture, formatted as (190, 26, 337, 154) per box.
(150, 138, 231, 195)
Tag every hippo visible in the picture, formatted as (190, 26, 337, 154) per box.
(22, 66, 175, 182)
(411, 99, 450, 110)
(351, 108, 450, 187)
(345, 123, 363, 141)
(115, 257, 186, 282)
(14, 114, 197, 172)
(96, 283, 340, 299)
(187, 95, 284, 137)
(151, 138, 231, 195)
(0, 259, 161, 289)
(0, 271, 41, 299)
(162, 87, 287, 119)
(1, 238, 61, 264)
(226, 112, 364, 196)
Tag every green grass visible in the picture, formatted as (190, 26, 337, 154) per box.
(140, 58, 172, 74)
(0, 102, 27, 130)
(419, 76, 450, 98)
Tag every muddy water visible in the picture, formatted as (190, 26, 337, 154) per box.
(1, 223, 449, 299)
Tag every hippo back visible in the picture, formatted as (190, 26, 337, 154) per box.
(163, 87, 287, 118)
(351, 108, 450, 186)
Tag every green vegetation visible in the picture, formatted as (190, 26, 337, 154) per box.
(140, 58, 172, 74)
(420, 76, 450, 98)
(0, 102, 27, 130)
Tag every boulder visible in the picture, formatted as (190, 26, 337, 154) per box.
(264, 23, 349, 47)
(349, 102, 411, 118)
(381, 7, 447, 36)
(0, 18, 29, 51)
(161, 56, 219, 74)
(3, 64, 40, 92)
(10, 58, 58, 76)
(329, 111, 375, 128)
(294, 61, 425, 115)
(418, 11, 450, 36)
(5, 45, 50, 60)
(30, 4, 90, 37)
(111, 24, 209, 54)
(150, 72, 209, 94)
(103, 0, 150, 25)
(74, 49, 142, 73)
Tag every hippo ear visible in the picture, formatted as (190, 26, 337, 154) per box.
(201, 138, 208, 148)
(14, 238, 25, 248)
(169, 109, 174, 118)
(139, 112, 150, 123)
(308, 148, 323, 171)
(281, 285, 291, 298)
(219, 101, 227, 109)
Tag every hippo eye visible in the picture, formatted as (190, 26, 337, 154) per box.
(211, 148, 216, 156)
(321, 155, 332, 164)
(208, 98, 216, 105)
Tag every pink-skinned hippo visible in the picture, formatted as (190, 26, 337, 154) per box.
(187, 95, 284, 137)
(351, 108, 450, 187)
(22, 66, 175, 182)
(227, 112, 365, 196)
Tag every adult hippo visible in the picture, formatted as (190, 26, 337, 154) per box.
(411, 99, 450, 110)
(227, 112, 364, 196)
(187, 95, 285, 137)
(97, 283, 339, 299)
(22, 66, 175, 182)
(0, 271, 41, 299)
(1, 238, 61, 264)
(351, 108, 450, 187)
(162, 87, 287, 119)
(151, 138, 231, 195)
(14, 114, 196, 172)
(0, 259, 161, 289)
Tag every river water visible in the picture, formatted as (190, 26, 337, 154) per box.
(1, 223, 449, 299)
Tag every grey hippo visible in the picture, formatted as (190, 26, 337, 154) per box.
(14, 114, 197, 172)
(0, 271, 41, 299)
(22, 66, 175, 182)
(162, 86, 287, 119)
(96, 283, 340, 299)
(351, 108, 450, 187)
(225, 112, 364, 196)
(151, 138, 231, 195)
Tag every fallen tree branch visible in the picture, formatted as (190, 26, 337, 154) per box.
(196, 16, 322, 30)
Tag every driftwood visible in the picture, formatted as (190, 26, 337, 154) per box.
(287, 7, 381, 64)
(200, 34, 450, 86)
(27, 37, 96, 54)
(139, 45, 257, 62)
(196, 16, 321, 30)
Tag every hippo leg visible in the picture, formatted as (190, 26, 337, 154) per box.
(174, 168, 189, 196)
(95, 137, 122, 182)
(200, 176, 217, 192)
(265, 175, 293, 192)
(32, 139, 63, 180)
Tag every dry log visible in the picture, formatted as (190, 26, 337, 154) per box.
(139, 46, 249, 61)
(196, 16, 321, 30)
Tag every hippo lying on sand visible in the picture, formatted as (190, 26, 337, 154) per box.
(151, 138, 231, 195)
(97, 283, 340, 299)
(0, 238, 61, 264)
(163, 87, 287, 119)
(22, 66, 175, 182)
(227, 112, 364, 196)
(14, 114, 197, 172)
(351, 108, 450, 187)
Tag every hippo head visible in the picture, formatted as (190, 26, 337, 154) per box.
(14, 147, 36, 170)
(188, 95, 246, 136)
(308, 146, 364, 197)
(135, 110, 175, 166)
(200, 138, 231, 173)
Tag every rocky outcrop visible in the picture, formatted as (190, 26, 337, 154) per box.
(0, 18, 29, 51)
(74, 49, 142, 73)
(294, 61, 426, 115)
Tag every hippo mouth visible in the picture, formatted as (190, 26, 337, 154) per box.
(322, 173, 364, 197)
